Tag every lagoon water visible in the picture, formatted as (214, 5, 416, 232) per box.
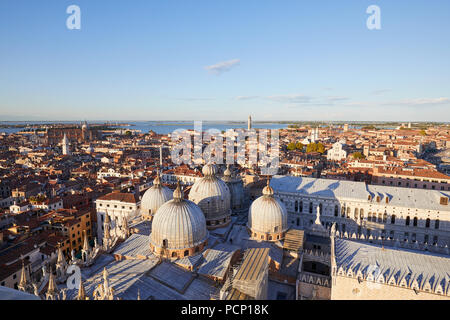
(0, 121, 288, 135)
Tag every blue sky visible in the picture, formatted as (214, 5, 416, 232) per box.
(1, 0, 449, 121)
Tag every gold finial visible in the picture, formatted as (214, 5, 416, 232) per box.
(262, 177, 274, 196)
(153, 172, 161, 187)
(173, 180, 183, 201)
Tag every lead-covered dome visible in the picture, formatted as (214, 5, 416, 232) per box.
(188, 163, 231, 229)
(248, 179, 288, 241)
(141, 173, 173, 219)
(150, 183, 208, 258)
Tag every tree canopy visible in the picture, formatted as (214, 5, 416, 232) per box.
(352, 152, 365, 160)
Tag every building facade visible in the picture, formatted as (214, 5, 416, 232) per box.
(270, 176, 450, 249)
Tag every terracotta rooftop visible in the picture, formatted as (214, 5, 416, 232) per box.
(96, 192, 139, 203)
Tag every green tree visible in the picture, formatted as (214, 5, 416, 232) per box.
(287, 142, 296, 151)
(316, 142, 325, 154)
(352, 152, 365, 159)
(306, 142, 317, 153)
(295, 142, 304, 151)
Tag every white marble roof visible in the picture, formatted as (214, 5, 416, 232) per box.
(113, 233, 153, 258)
(335, 238, 450, 290)
(197, 243, 240, 279)
(270, 175, 450, 211)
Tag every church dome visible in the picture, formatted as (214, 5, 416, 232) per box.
(150, 183, 208, 257)
(248, 179, 288, 241)
(141, 173, 173, 217)
(188, 163, 231, 229)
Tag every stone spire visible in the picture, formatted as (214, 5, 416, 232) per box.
(46, 270, 59, 300)
(102, 267, 110, 293)
(82, 232, 90, 252)
(55, 245, 68, 282)
(121, 215, 129, 239)
(82, 231, 91, 262)
(104, 213, 111, 242)
(56, 245, 65, 265)
(18, 260, 29, 292)
(314, 205, 322, 225)
(77, 277, 87, 300)
(310, 205, 327, 235)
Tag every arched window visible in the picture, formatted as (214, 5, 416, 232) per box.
(383, 212, 387, 223)
(413, 217, 418, 227)
(360, 208, 364, 220)
(341, 206, 345, 217)
(295, 201, 298, 212)
(346, 207, 350, 218)
(300, 201, 303, 213)
(268, 235, 272, 241)
(391, 215, 396, 224)
(435, 219, 440, 229)
(319, 203, 323, 215)
(172, 252, 177, 258)
(184, 250, 189, 257)
(368, 212, 372, 221)
(425, 218, 430, 228)
(378, 213, 382, 223)
(433, 236, 438, 245)
(334, 205, 338, 217)
(162, 239, 168, 248)
(309, 203, 313, 214)
(405, 216, 410, 226)
(354, 208, 358, 219)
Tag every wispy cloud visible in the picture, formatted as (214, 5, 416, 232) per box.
(371, 89, 391, 95)
(175, 98, 215, 102)
(266, 94, 313, 104)
(326, 96, 349, 102)
(265, 94, 349, 107)
(392, 97, 450, 106)
(205, 59, 240, 75)
(235, 96, 259, 101)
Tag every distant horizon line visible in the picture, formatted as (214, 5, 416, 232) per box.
(1, 120, 449, 124)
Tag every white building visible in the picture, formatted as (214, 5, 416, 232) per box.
(61, 133, 70, 156)
(97, 168, 130, 179)
(95, 193, 141, 245)
(327, 142, 347, 161)
(270, 176, 450, 249)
